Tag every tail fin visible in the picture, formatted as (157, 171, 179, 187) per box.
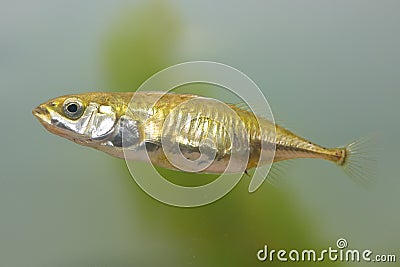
(339, 136, 377, 186)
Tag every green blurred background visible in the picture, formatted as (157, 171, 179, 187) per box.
(1, 0, 399, 266)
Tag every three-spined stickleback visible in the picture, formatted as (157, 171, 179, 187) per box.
(32, 92, 366, 180)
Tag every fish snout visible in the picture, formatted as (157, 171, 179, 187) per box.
(32, 104, 50, 123)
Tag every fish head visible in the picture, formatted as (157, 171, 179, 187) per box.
(32, 94, 118, 144)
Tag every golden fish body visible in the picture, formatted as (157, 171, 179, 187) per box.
(33, 92, 349, 174)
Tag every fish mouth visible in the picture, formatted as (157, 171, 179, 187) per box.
(32, 105, 51, 124)
(32, 104, 88, 141)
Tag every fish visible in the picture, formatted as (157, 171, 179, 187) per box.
(32, 92, 371, 184)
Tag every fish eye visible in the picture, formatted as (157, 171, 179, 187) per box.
(63, 98, 84, 119)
